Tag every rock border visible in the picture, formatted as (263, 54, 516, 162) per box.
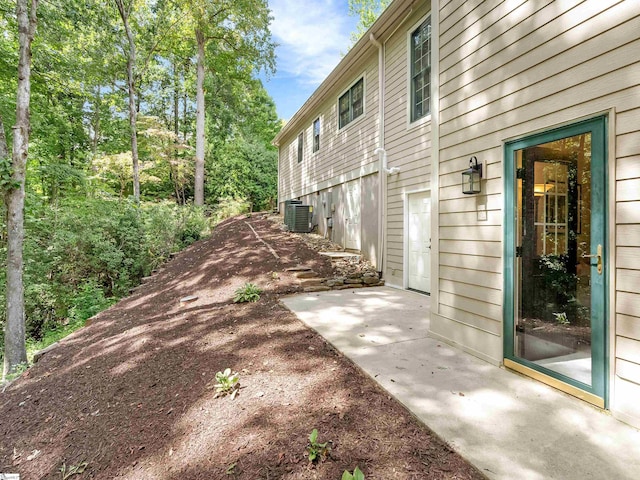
(286, 267, 385, 293)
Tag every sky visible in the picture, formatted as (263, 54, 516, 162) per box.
(262, 0, 359, 121)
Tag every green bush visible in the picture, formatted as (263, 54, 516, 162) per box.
(0, 197, 212, 363)
(212, 196, 252, 224)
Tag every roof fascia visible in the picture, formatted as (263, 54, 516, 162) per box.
(273, 0, 417, 146)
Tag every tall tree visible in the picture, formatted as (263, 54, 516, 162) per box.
(188, 0, 276, 206)
(194, 26, 206, 205)
(3, 0, 38, 378)
(114, 0, 141, 202)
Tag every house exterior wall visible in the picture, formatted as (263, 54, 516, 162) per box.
(277, 55, 381, 265)
(431, 0, 640, 427)
(274, 0, 640, 429)
(382, 3, 433, 288)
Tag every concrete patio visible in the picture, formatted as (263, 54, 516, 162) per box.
(281, 286, 640, 480)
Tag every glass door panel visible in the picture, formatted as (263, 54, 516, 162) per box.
(516, 134, 592, 385)
(505, 117, 607, 403)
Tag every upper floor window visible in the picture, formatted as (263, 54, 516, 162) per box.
(313, 118, 320, 152)
(411, 17, 431, 122)
(297, 132, 304, 163)
(338, 78, 364, 129)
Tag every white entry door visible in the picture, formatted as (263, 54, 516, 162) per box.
(407, 191, 431, 293)
(345, 179, 361, 250)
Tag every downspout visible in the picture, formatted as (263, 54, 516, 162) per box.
(273, 139, 281, 214)
(370, 33, 386, 278)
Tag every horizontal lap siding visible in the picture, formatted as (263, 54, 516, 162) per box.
(438, 0, 640, 418)
(383, 3, 432, 285)
(278, 57, 380, 203)
(616, 77, 640, 424)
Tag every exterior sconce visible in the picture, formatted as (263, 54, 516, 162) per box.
(462, 156, 482, 194)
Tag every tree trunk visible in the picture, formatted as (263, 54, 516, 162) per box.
(92, 86, 101, 158)
(182, 59, 189, 142)
(115, 0, 140, 203)
(3, 0, 37, 379)
(173, 60, 179, 138)
(194, 27, 206, 206)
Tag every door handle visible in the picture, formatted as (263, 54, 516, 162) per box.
(581, 244, 603, 275)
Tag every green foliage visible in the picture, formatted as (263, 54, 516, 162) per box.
(553, 312, 570, 325)
(206, 79, 280, 212)
(212, 197, 252, 224)
(0, 155, 20, 191)
(0, 197, 211, 364)
(3, 361, 28, 382)
(342, 467, 365, 480)
(1, 0, 281, 368)
(306, 429, 331, 463)
(213, 368, 240, 399)
(233, 283, 262, 303)
(348, 0, 392, 43)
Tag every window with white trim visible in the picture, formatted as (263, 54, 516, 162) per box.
(313, 118, 320, 152)
(411, 17, 431, 122)
(338, 78, 364, 129)
(297, 132, 303, 163)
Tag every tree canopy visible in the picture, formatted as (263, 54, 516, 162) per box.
(348, 0, 392, 43)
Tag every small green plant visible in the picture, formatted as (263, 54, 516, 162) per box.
(233, 283, 262, 303)
(0, 156, 21, 191)
(59, 460, 88, 479)
(306, 428, 331, 463)
(553, 312, 570, 325)
(213, 368, 240, 399)
(342, 466, 365, 480)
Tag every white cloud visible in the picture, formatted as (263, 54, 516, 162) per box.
(269, 0, 354, 85)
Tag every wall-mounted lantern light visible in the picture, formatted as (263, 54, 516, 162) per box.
(462, 156, 482, 194)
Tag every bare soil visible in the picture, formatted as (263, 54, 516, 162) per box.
(0, 215, 486, 480)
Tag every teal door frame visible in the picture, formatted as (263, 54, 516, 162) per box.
(504, 116, 608, 405)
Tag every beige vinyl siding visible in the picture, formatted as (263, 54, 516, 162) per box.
(434, 0, 640, 424)
(382, 3, 432, 287)
(278, 57, 380, 203)
(615, 90, 640, 424)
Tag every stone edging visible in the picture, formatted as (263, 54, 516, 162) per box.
(286, 267, 385, 293)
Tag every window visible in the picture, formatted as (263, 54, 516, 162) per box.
(411, 17, 431, 122)
(313, 118, 320, 152)
(338, 78, 364, 129)
(297, 132, 303, 163)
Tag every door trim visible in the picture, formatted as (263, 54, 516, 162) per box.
(403, 187, 431, 291)
(504, 359, 605, 408)
(503, 115, 609, 406)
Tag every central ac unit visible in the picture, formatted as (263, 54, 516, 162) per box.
(287, 205, 313, 233)
(284, 199, 302, 228)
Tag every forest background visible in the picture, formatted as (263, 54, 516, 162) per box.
(0, 0, 281, 368)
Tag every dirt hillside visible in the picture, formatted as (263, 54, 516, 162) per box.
(0, 215, 485, 479)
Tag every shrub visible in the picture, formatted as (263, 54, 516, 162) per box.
(0, 197, 212, 364)
(233, 283, 262, 303)
(212, 196, 252, 224)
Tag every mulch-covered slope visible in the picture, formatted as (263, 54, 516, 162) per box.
(0, 215, 485, 480)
